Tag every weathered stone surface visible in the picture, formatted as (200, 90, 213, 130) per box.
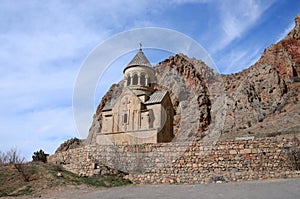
(258, 14, 300, 78)
(155, 54, 213, 140)
(48, 137, 300, 184)
(86, 83, 123, 145)
(55, 137, 82, 153)
(220, 14, 300, 138)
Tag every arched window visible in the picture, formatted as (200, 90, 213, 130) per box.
(127, 76, 131, 86)
(140, 74, 146, 85)
(133, 74, 138, 85)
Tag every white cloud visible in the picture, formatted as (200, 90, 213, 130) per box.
(221, 47, 261, 74)
(0, 68, 75, 112)
(0, 106, 75, 160)
(210, 0, 275, 53)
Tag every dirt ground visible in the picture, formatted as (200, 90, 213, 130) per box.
(4, 178, 300, 199)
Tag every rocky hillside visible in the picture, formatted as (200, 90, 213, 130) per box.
(221, 14, 300, 139)
(87, 14, 300, 144)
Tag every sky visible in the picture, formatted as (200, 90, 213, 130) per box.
(0, 0, 300, 160)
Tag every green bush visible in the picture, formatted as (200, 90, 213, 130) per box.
(32, 150, 48, 163)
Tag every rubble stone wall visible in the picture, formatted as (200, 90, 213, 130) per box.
(48, 137, 300, 184)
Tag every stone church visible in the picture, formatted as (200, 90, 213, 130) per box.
(96, 49, 174, 145)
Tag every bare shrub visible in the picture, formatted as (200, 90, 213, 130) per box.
(0, 148, 32, 182)
(7, 148, 25, 164)
(0, 148, 23, 165)
(0, 151, 8, 164)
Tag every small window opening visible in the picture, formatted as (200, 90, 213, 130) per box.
(140, 74, 146, 85)
(133, 74, 138, 85)
(123, 113, 128, 124)
(127, 76, 131, 86)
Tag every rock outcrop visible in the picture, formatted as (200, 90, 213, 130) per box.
(55, 138, 83, 153)
(220, 14, 300, 138)
(154, 54, 213, 141)
(257, 14, 300, 79)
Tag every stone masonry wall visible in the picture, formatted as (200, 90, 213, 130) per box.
(48, 137, 300, 184)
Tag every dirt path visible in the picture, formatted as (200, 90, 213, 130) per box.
(4, 178, 300, 199)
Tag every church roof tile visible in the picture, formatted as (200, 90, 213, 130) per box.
(123, 49, 152, 73)
(127, 49, 152, 67)
(144, 90, 168, 104)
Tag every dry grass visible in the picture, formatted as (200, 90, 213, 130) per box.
(0, 162, 131, 197)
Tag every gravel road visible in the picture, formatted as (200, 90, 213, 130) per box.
(6, 178, 300, 199)
(82, 178, 300, 199)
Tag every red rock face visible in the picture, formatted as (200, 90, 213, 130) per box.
(220, 14, 300, 138)
(155, 54, 212, 137)
(257, 14, 300, 79)
(257, 39, 300, 79)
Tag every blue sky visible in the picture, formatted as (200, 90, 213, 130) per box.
(0, 0, 299, 160)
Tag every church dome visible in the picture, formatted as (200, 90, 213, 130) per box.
(123, 49, 156, 95)
(123, 49, 152, 72)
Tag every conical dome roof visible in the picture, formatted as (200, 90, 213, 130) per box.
(123, 49, 152, 73)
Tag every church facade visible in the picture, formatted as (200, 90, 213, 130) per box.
(96, 49, 174, 145)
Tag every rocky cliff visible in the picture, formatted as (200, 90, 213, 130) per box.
(86, 14, 300, 145)
(221, 14, 300, 139)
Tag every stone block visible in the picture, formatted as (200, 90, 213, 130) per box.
(229, 150, 237, 155)
(240, 149, 252, 154)
(251, 148, 258, 153)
